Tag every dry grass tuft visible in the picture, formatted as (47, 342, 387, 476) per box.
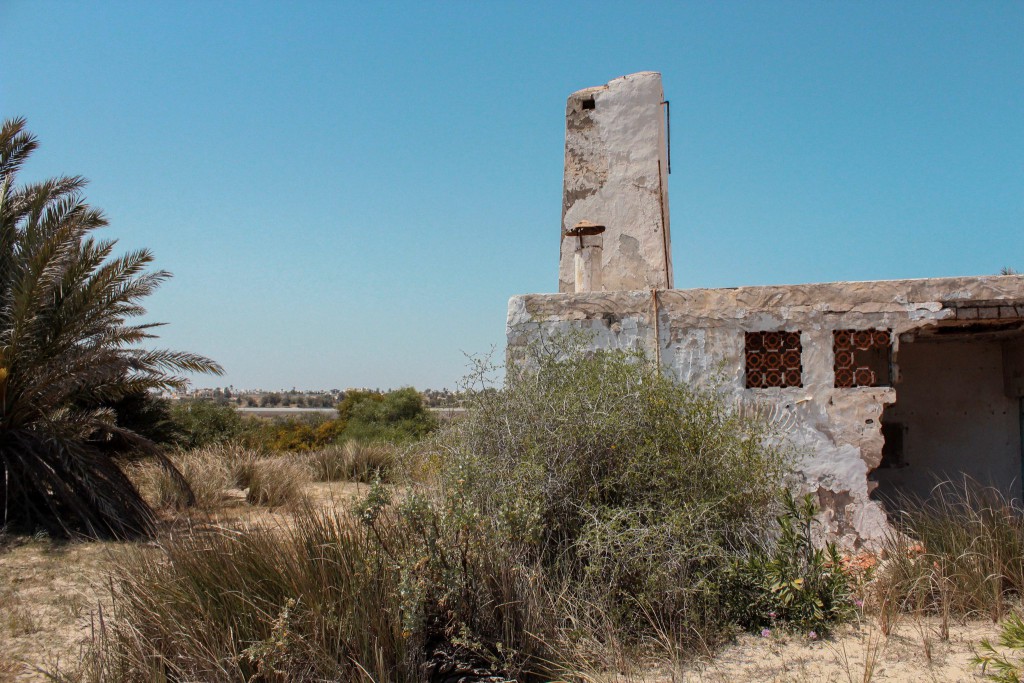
(129, 451, 231, 510)
(872, 478, 1024, 626)
(67, 508, 411, 681)
(245, 457, 310, 508)
(305, 441, 396, 483)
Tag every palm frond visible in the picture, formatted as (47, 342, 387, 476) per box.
(0, 117, 217, 538)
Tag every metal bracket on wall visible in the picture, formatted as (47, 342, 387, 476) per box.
(660, 100, 671, 174)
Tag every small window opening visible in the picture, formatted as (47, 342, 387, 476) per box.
(878, 421, 906, 469)
(745, 331, 803, 388)
(581, 98, 596, 110)
(834, 329, 892, 387)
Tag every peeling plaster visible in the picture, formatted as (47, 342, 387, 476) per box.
(507, 275, 1024, 548)
(558, 72, 672, 293)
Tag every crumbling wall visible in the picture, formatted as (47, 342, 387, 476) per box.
(559, 72, 672, 293)
(507, 275, 1024, 548)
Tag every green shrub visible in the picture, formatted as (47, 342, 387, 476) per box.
(974, 612, 1024, 682)
(379, 335, 793, 672)
(169, 400, 244, 448)
(726, 491, 854, 636)
(245, 457, 310, 508)
(339, 387, 436, 443)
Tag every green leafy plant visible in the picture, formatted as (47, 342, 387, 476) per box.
(169, 399, 243, 448)
(974, 612, 1024, 682)
(383, 333, 793, 674)
(0, 118, 221, 538)
(339, 387, 436, 443)
(727, 490, 854, 636)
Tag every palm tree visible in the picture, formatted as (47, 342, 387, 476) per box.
(0, 118, 222, 538)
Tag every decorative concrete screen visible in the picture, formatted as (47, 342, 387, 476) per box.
(833, 329, 892, 388)
(745, 331, 803, 388)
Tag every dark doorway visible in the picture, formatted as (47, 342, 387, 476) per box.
(872, 326, 1024, 505)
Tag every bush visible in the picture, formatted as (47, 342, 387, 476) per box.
(169, 400, 244, 449)
(725, 491, 854, 636)
(381, 336, 793, 673)
(245, 458, 310, 508)
(74, 336, 794, 680)
(305, 441, 396, 483)
(874, 478, 1024, 623)
(974, 611, 1024, 682)
(338, 387, 436, 443)
(130, 450, 232, 511)
(251, 414, 345, 452)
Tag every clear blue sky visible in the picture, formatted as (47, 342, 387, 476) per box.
(3, 1, 1022, 390)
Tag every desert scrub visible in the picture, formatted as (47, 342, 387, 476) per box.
(725, 490, 854, 637)
(874, 478, 1024, 624)
(72, 508, 415, 682)
(245, 457, 310, 508)
(71, 336, 794, 681)
(306, 441, 396, 482)
(129, 449, 232, 510)
(387, 334, 794, 672)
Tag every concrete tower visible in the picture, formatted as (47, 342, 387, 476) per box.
(558, 71, 673, 293)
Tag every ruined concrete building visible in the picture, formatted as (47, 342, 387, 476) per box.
(507, 71, 1024, 547)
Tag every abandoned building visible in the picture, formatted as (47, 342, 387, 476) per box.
(507, 71, 1024, 548)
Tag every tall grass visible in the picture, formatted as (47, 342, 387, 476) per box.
(129, 450, 232, 510)
(67, 337, 794, 681)
(245, 458, 310, 508)
(304, 441, 396, 483)
(875, 478, 1024, 625)
(79, 510, 414, 682)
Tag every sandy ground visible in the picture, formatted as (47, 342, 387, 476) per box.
(0, 480, 367, 681)
(680, 618, 999, 682)
(0, 480, 1008, 682)
(0, 535, 118, 680)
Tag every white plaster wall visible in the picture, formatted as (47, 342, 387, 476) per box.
(507, 275, 1024, 548)
(558, 72, 671, 293)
